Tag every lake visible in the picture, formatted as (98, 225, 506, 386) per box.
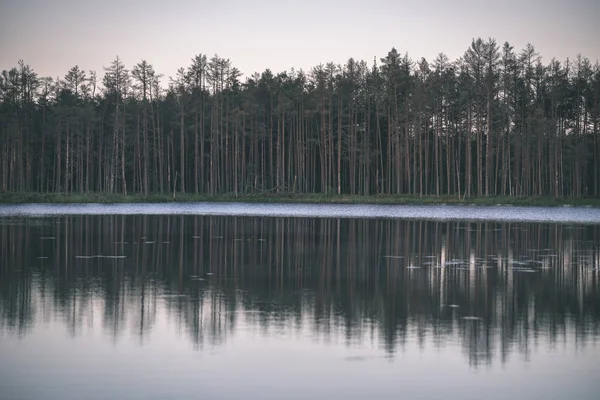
(0, 204, 599, 400)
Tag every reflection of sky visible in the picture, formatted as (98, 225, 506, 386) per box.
(1, 1, 599, 84)
(1, 214, 600, 399)
(1, 299, 598, 400)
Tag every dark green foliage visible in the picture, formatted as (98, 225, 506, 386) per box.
(0, 40, 598, 199)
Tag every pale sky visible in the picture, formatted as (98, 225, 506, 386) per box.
(1, 0, 599, 82)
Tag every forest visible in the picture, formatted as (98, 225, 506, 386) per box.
(0, 38, 599, 198)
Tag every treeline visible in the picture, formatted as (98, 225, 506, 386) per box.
(1, 38, 599, 197)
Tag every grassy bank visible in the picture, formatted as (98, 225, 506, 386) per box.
(0, 192, 599, 207)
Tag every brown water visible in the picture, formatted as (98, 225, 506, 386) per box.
(1, 211, 599, 400)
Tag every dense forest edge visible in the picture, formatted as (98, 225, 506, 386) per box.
(1, 38, 599, 201)
(1, 192, 599, 207)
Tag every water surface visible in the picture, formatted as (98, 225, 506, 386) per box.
(1, 202, 600, 223)
(1, 207, 599, 400)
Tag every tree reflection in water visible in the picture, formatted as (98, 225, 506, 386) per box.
(1, 215, 599, 367)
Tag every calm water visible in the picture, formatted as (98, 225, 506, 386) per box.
(1, 204, 599, 400)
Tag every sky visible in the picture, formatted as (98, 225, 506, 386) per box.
(1, 0, 599, 83)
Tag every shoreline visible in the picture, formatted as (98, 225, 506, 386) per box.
(1, 192, 599, 208)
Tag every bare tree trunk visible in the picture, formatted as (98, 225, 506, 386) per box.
(180, 105, 185, 194)
(121, 111, 127, 195)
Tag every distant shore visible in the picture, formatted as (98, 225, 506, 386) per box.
(0, 192, 599, 207)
